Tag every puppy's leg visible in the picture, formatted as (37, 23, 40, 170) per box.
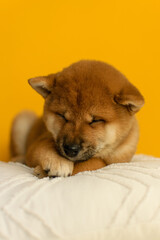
(72, 158, 106, 175)
(26, 133, 74, 178)
(10, 111, 37, 163)
(11, 155, 26, 163)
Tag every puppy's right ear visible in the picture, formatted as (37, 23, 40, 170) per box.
(28, 74, 55, 98)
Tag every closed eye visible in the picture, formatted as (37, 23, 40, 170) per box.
(56, 113, 68, 122)
(89, 119, 105, 125)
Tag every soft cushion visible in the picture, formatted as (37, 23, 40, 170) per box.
(0, 155, 160, 240)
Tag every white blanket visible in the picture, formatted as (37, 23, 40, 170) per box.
(0, 155, 160, 240)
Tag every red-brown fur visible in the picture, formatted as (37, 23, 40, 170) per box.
(10, 60, 144, 178)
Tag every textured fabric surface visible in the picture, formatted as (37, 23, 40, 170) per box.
(0, 155, 160, 240)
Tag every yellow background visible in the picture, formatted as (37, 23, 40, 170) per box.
(0, 0, 160, 161)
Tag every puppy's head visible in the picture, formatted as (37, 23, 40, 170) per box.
(28, 60, 144, 162)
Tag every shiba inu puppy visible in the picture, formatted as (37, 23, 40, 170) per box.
(10, 60, 144, 178)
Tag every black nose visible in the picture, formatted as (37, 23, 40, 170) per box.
(63, 143, 81, 158)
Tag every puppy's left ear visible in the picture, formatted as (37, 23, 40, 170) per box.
(114, 82, 145, 115)
(28, 74, 55, 98)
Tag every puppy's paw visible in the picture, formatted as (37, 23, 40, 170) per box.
(41, 157, 74, 178)
(34, 165, 48, 179)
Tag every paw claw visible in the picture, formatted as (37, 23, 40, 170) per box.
(49, 175, 57, 179)
(34, 165, 48, 179)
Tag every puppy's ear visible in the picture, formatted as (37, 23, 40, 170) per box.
(28, 74, 55, 98)
(114, 82, 145, 115)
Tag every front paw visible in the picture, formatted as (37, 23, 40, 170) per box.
(35, 157, 74, 178)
